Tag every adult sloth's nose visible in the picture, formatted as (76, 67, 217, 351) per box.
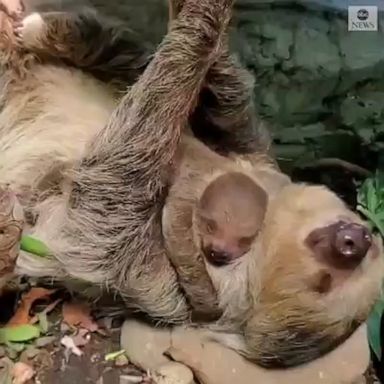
(306, 221, 372, 269)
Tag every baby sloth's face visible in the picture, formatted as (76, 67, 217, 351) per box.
(196, 172, 268, 266)
(243, 184, 384, 368)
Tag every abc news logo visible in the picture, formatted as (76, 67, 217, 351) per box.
(348, 6, 378, 31)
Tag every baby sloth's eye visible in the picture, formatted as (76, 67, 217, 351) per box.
(238, 235, 255, 249)
(205, 219, 217, 234)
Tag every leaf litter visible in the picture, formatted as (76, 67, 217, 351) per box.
(0, 284, 153, 383)
(62, 301, 99, 332)
(0, 284, 119, 382)
(11, 361, 35, 384)
(7, 287, 55, 326)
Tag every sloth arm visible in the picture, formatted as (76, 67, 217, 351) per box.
(55, 0, 233, 323)
(192, 49, 271, 156)
(19, 10, 151, 88)
(22, 7, 267, 156)
(169, 0, 270, 155)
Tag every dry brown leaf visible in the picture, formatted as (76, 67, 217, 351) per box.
(7, 287, 56, 326)
(62, 301, 98, 332)
(11, 362, 35, 384)
(60, 335, 83, 357)
(71, 328, 90, 347)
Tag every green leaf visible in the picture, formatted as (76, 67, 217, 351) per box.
(0, 325, 41, 344)
(367, 179, 378, 213)
(368, 299, 384, 360)
(357, 206, 384, 238)
(105, 349, 126, 361)
(361, 172, 384, 359)
(5, 342, 26, 353)
(20, 236, 51, 258)
(4, 347, 18, 360)
(0, 358, 13, 384)
(356, 171, 384, 238)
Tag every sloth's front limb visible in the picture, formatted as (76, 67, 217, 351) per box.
(192, 52, 271, 156)
(41, 0, 234, 322)
(15, 9, 150, 87)
(168, 0, 270, 155)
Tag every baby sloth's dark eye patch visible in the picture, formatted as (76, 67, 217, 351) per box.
(238, 235, 255, 248)
(205, 219, 217, 234)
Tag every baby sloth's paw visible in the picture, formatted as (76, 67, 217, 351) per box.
(14, 12, 45, 47)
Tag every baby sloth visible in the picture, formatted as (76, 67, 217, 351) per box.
(164, 168, 268, 321)
(195, 172, 267, 266)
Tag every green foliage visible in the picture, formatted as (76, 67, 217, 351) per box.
(20, 235, 52, 258)
(368, 298, 384, 361)
(104, 349, 126, 361)
(0, 325, 40, 344)
(270, 86, 384, 173)
(358, 172, 384, 360)
(357, 172, 384, 237)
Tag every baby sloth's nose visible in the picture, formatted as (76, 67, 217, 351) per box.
(306, 221, 372, 270)
(203, 247, 233, 267)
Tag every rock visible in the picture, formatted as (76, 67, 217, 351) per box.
(170, 324, 370, 384)
(119, 375, 144, 384)
(21, 346, 40, 360)
(24, 0, 383, 168)
(153, 362, 195, 384)
(120, 319, 170, 371)
(35, 335, 56, 348)
(121, 320, 370, 384)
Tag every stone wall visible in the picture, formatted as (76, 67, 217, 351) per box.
(29, 0, 384, 171)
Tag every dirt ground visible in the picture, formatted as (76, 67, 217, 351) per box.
(35, 329, 146, 384)
(0, 283, 381, 384)
(0, 286, 153, 384)
(30, 329, 383, 384)
(38, 337, 380, 384)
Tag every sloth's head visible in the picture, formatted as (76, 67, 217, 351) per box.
(195, 172, 267, 266)
(206, 183, 383, 368)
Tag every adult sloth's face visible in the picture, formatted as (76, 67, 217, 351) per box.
(243, 184, 383, 368)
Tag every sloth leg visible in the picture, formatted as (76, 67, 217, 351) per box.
(16, 9, 151, 87)
(192, 50, 272, 156)
(48, 0, 234, 322)
(168, 0, 270, 155)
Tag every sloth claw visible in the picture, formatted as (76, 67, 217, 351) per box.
(0, 185, 24, 279)
(13, 12, 44, 46)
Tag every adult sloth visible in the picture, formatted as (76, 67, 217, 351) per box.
(0, 0, 382, 369)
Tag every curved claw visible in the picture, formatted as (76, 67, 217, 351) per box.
(0, 185, 24, 278)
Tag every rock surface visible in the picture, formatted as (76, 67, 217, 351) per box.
(121, 319, 370, 384)
(26, 0, 384, 170)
